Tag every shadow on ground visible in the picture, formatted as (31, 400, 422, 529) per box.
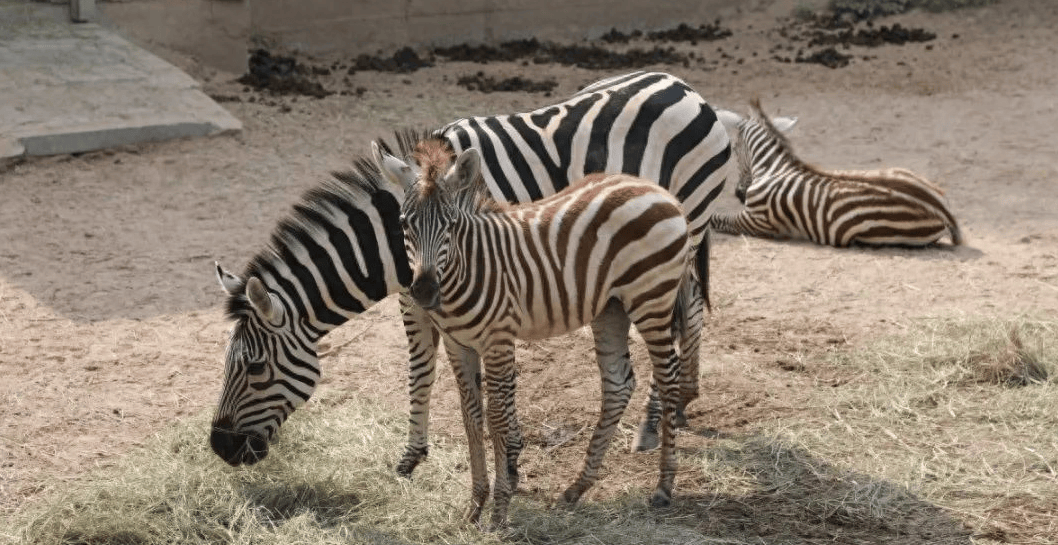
(509, 433, 972, 544)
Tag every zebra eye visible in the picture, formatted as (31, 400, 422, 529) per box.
(398, 214, 408, 227)
(246, 360, 268, 375)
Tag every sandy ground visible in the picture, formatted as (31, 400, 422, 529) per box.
(2, 0, 1056, 538)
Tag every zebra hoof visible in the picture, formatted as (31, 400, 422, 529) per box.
(649, 490, 672, 508)
(674, 406, 689, 429)
(395, 461, 416, 478)
(631, 420, 660, 452)
(506, 463, 520, 490)
(560, 487, 583, 505)
(464, 504, 484, 526)
(393, 450, 425, 480)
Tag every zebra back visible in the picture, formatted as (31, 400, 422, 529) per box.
(437, 71, 732, 247)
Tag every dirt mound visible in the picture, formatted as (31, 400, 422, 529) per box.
(456, 73, 558, 95)
(795, 47, 853, 69)
(600, 21, 733, 44)
(807, 22, 936, 47)
(351, 46, 434, 73)
(237, 49, 333, 98)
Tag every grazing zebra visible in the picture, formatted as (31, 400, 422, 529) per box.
(210, 71, 734, 476)
(711, 99, 962, 247)
(375, 138, 690, 527)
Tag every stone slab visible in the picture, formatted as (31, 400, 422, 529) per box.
(0, 0, 241, 160)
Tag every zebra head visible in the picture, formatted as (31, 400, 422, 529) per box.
(716, 102, 798, 203)
(211, 263, 319, 466)
(372, 140, 484, 310)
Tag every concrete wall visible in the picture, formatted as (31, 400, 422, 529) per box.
(101, 0, 253, 73)
(102, 0, 744, 72)
(253, 0, 742, 55)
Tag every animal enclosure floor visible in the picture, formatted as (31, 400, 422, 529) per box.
(1, 0, 1057, 542)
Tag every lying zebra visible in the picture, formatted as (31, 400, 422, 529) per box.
(373, 137, 690, 528)
(711, 99, 962, 247)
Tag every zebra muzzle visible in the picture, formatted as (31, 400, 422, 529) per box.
(410, 273, 441, 310)
(210, 419, 269, 466)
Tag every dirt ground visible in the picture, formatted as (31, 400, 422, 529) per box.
(2, 0, 1057, 539)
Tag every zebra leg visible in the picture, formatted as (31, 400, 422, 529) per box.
(444, 340, 490, 525)
(396, 294, 440, 477)
(629, 309, 681, 508)
(562, 301, 634, 505)
(633, 387, 663, 453)
(448, 345, 523, 489)
(632, 271, 700, 452)
(482, 343, 519, 529)
(710, 210, 780, 239)
(649, 350, 681, 508)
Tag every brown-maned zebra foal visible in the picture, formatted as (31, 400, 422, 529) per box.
(372, 137, 691, 528)
(711, 99, 962, 247)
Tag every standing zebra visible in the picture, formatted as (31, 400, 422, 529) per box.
(375, 139, 690, 527)
(711, 99, 961, 247)
(210, 72, 734, 477)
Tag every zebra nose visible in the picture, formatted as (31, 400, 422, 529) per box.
(210, 421, 243, 466)
(210, 418, 268, 466)
(410, 273, 440, 309)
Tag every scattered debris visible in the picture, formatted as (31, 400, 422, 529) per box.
(238, 49, 333, 98)
(231, 12, 944, 108)
(797, 47, 853, 69)
(600, 21, 733, 44)
(350, 46, 434, 73)
(806, 23, 936, 48)
(456, 73, 558, 94)
(775, 12, 937, 70)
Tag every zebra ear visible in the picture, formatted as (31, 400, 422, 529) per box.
(771, 116, 798, 133)
(715, 109, 743, 131)
(245, 276, 282, 324)
(446, 147, 482, 194)
(372, 141, 416, 190)
(216, 262, 243, 295)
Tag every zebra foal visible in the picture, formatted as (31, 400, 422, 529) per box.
(711, 99, 962, 247)
(374, 138, 690, 528)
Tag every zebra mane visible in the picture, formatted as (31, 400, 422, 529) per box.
(224, 138, 416, 322)
(747, 97, 816, 173)
(403, 131, 503, 215)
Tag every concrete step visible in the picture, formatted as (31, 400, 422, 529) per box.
(0, 0, 241, 161)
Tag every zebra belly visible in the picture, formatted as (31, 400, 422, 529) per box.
(428, 287, 605, 351)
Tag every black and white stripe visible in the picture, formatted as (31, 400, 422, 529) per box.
(209, 71, 734, 473)
(711, 99, 962, 247)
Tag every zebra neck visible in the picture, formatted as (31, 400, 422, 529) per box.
(250, 250, 403, 340)
(749, 139, 799, 180)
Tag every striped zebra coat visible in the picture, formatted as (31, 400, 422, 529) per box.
(209, 71, 734, 477)
(375, 139, 689, 527)
(710, 99, 962, 247)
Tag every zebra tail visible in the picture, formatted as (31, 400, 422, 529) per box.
(671, 284, 685, 341)
(697, 231, 711, 313)
(671, 232, 710, 343)
(947, 220, 964, 246)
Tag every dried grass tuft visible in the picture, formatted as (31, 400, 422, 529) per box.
(966, 326, 1049, 387)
